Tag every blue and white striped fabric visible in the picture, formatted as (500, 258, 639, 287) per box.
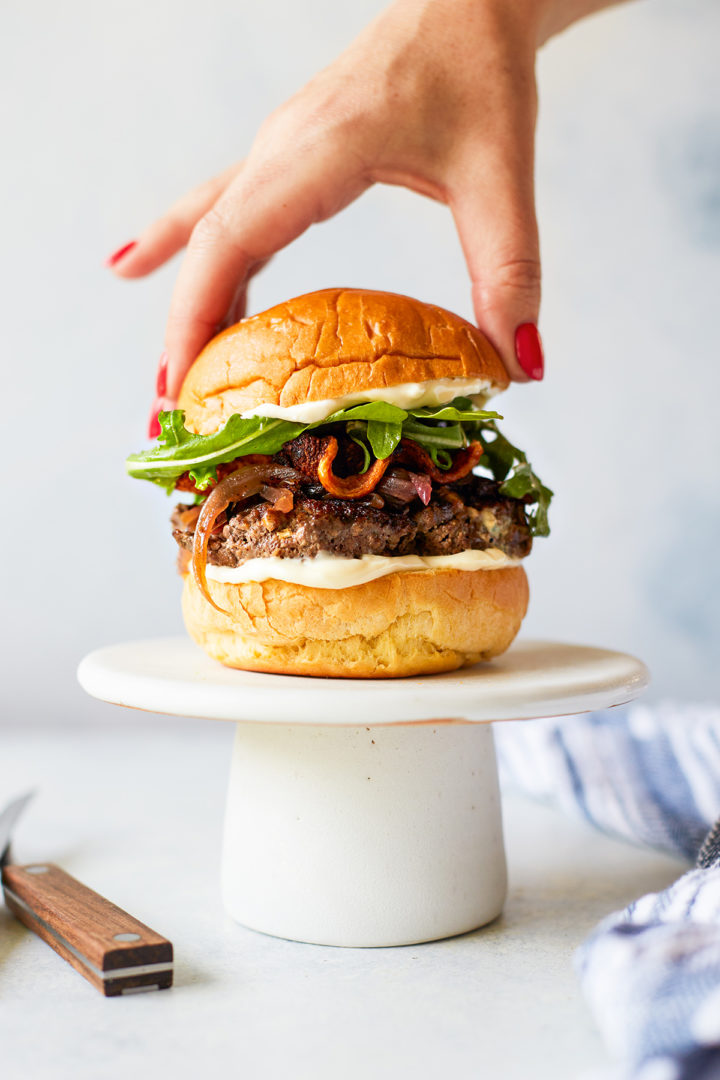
(494, 705, 720, 1080)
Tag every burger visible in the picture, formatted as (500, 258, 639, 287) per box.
(126, 289, 552, 678)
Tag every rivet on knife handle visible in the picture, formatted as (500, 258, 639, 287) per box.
(1, 863, 173, 996)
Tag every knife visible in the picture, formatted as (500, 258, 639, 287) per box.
(1, 793, 173, 996)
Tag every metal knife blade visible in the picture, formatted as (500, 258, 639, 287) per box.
(0, 793, 173, 996)
(0, 791, 34, 866)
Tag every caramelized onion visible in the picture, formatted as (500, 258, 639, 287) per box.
(175, 505, 201, 530)
(376, 470, 419, 504)
(210, 511, 227, 534)
(376, 469, 432, 505)
(316, 436, 391, 498)
(395, 440, 484, 482)
(408, 471, 432, 506)
(191, 464, 300, 614)
(260, 485, 294, 513)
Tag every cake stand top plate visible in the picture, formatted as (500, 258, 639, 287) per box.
(77, 638, 649, 725)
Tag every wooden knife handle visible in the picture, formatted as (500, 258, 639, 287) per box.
(1, 862, 173, 996)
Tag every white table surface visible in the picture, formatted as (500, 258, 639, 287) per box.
(0, 719, 685, 1080)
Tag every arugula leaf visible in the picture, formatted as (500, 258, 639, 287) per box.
(126, 412, 306, 487)
(432, 448, 454, 469)
(125, 398, 552, 537)
(323, 402, 409, 425)
(366, 419, 403, 459)
(476, 421, 553, 537)
(408, 405, 499, 424)
(500, 464, 553, 537)
(345, 421, 372, 474)
(400, 418, 467, 450)
(476, 425, 517, 482)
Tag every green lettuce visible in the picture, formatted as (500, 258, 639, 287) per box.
(126, 398, 552, 535)
(476, 422, 553, 537)
(127, 412, 307, 493)
(126, 400, 500, 490)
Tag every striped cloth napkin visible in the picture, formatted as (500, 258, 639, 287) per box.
(494, 704, 720, 1080)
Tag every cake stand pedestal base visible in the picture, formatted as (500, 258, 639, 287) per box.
(222, 722, 505, 947)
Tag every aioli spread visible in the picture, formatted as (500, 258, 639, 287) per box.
(205, 547, 517, 589)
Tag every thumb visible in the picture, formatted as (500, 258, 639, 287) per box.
(450, 144, 542, 382)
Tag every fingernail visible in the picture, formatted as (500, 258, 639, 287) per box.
(515, 323, 544, 380)
(105, 240, 137, 268)
(148, 400, 162, 439)
(156, 351, 168, 397)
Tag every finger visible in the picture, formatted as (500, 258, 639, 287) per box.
(224, 283, 248, 329)
(164, 149, 370, 399)
(106, 162, 243, 279)
(449, 136, 542, 382)
(224, 258, 272, 327)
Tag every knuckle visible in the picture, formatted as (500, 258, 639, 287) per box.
(257, 78, 367, 157)
(491, 257, 542, 295)
(188, 203, 254, 266)
(190, 205, 231, 247)
(254, 103, 290, 145)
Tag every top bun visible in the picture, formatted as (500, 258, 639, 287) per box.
(179, 288, 509, 435)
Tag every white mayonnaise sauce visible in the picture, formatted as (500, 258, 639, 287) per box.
(239, 377, 496, 424)
(205, 548, 518, 589)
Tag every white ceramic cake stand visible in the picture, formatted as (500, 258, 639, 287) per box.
(77, 638, 648, 948)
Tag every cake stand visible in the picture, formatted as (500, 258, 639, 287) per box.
(77, 638, 648, 948)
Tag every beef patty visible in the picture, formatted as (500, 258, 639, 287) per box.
(172, 475, 532, 565)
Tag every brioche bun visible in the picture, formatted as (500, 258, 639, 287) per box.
(181, 566, 529, 679)
(178, 288, 509, 435)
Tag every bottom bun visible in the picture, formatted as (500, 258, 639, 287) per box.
(181, 565, 529, 679)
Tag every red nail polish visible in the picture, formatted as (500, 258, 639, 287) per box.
(515, 323, 544, 380)
(156, 351, 168, 397)
(148, 401, 161, 439)
(105, 240, 137, 268)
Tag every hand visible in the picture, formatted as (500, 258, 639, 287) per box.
(107, 0, 620, 403)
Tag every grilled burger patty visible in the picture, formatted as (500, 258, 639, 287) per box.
(172, 474, 532, 565)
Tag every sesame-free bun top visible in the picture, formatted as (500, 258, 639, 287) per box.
(178, 288, 510, 434)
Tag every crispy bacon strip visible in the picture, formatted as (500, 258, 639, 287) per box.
(394, 440, 484, 483)
(316, 437, 392, 499)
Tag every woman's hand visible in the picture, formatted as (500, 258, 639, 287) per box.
(107, 0, 621, 407)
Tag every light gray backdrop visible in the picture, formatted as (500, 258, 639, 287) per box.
(2, 0, 718, 723)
